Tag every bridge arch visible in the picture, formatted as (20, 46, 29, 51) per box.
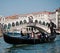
(34, 19, 38, 23)
(12, 22, 15, 27)
(39, 20, 42, 24)
(46, 22, 49, 26)
(20, 21, 23, 24)
(4, 24, 7, 29)
(8, 23, 11, 29)
(26, 23, 50, 33)
(10, 23, 50, 33)
(16, 21, 19, 26)
(23, 20, 27, 24)
(42, 21, 45, 25)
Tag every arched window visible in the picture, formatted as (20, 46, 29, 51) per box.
(46, 22, 49, 26)
(35, 20, 38, 24)
(26, 28, 28, 31)
(29, 27, 30, 31)
(23, 20, 27, 24)
(39, 20, 41, 24)
(16, 21, 19, 26)
(4, 24, 7, 29)
(42, 21, 45, 25)
(8, 23, 11, 29)
(12, 22, 15, 27)
(20, 21, 23, 24)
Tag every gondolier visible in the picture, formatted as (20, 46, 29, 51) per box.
(48, 19, 56, 35)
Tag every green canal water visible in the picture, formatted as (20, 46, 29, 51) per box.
(0, 35, 60, 53)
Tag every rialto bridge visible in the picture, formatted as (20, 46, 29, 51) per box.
(0, 10, 57, 33)
(0, 8, 60, 34)
(0, 20, 50, 33)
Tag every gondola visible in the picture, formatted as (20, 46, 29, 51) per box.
(3, 26, 56, 45)
(3, 21, 56, 45)
(3, 33, 56, 44)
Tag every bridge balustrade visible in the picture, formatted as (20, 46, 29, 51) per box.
(8, 23, 50, 33)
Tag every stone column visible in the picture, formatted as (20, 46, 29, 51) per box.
(56, 11, 58, 29)
(56, 8, 60, 29)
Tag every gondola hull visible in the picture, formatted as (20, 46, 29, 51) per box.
(3, 33, 56, 45)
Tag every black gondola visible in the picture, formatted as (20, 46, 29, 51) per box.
(3, 25, 56, 45)
(3, 21, 56, 44)
(3, 33, 56, 45)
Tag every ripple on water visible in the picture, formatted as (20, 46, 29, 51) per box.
(0, 35, 60, 53)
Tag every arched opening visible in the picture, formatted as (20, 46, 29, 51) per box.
(20, 21, 23, 24)
(35, 20, 38, 24)
(42, 21, 45, 25)
(8, 23, 11, 29)
(46, 22, 49, 26)
(12, 22, 15, 27)
(4, 24, 7, 29)
(39, 20, 42, 24)
(23, 20, 27, 24)
(16, 21, 19, 26)
(26, 28, 28, 31)
(29, 27, 31, 31)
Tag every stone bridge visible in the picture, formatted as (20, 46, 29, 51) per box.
(10, 23, 50, 33)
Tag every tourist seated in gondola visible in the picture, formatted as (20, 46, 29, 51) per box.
(31, 31, 35, 39)
(21, 30, 24, 36)
(25, 32, 31, 39)
(37, 32, 42, 39)
(41, 32, 46, 39)
(20, 30, 31, 39)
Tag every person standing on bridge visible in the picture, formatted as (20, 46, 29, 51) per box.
(48, 19, 56, 35)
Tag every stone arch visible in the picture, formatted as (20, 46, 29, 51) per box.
(42, 21, 45, 25)
(16, 21, 19, 26)
(39, 20, 42, 24)
(4, 24, 7, 29)
(35, 20, 38, 24)
(46, 22, 49, 26)
(23, 20, 27, 24)
(8, 23, 11, 29)
(20, 21, 23, 24)
(12, 22, 15, 27)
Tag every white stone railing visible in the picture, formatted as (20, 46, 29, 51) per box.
(10, 23, 50, 33)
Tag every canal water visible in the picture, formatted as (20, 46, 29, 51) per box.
(0, 35, 60, 53)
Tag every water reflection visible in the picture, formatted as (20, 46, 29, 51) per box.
(4, 44, 35, 53)
(0, 35, 60, 53)
(5, 42, 60, 53)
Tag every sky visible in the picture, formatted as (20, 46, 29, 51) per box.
(0, 0, 60, 16)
